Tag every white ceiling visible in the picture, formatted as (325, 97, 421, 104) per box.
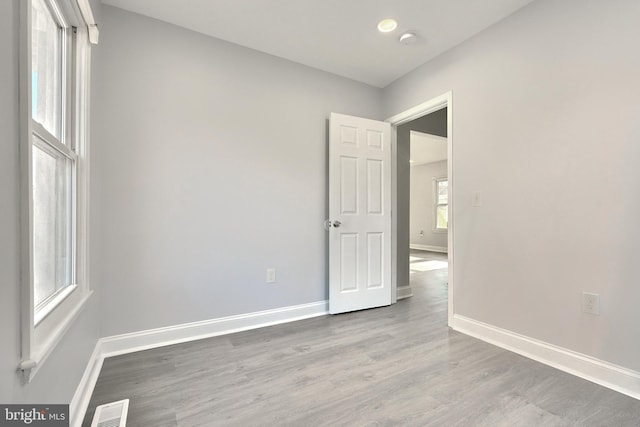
(410, 131, 447, 166)
(101, 0, 536, 88)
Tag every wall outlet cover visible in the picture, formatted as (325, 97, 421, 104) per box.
(472, 191, 482, 207)
(266, 268, 276, 283)
(582, 292, 600, 315)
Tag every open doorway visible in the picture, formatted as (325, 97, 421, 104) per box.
(387, 93, 453, 325)
(408, 123, 449, 319)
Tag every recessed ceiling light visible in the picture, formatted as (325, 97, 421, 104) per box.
(377, 18, 398, 33)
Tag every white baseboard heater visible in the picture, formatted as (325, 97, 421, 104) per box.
(91, 399, 129, 427)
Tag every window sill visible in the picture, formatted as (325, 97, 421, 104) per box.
(20, 289, 94, 383)
(34, 284, 78, 326)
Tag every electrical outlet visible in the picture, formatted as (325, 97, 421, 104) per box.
(582, 292, 600, 315)
(472, 191, 482, 207)
(419, 230, 424, 236)
(266, 268, 276, 283)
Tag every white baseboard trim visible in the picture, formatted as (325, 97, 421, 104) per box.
(452, 314, 640, 401)
(70, 300, 329, 427)
(101, 301, 330, 358)
(397, 285, 413, 300)
(410, 244, 448, 253)
(70, 341, 104, 427)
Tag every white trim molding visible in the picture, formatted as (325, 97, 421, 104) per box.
(70, 340, 104, 427)
(386, 92, 452, 125)
(69, 301, 329, 427)
(410, 244, 448, 253)
(100, 301, 329, 358)
(19, 0, 95, 383)
(396, 285, 413, 300)
(75, 0, 99, 44)
(452, 315, 640, 401)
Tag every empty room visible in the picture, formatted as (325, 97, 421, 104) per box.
(2, 0, 640, 425)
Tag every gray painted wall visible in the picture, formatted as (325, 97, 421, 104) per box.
(385, 0, 640, 371)
(0, 0, 102, 404)
(403, 108, 448, 138)
(5, 0, 640, 405)
(396, 109, 448, 288)
(95, 6, 383, 336)
(410, 160, 448, 249)
(0, 0, 22, 403)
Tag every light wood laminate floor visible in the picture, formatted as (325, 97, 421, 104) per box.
(82, 250, 640, 426)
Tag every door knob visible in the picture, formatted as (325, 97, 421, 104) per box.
(324, 220, 342, 230)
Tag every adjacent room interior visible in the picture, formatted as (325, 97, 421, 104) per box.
(406, 107, 450, 300)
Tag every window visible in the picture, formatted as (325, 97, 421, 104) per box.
(20, 0, 98, 381)
(31, 0, 76, 321)
(32, 134, 74, 311)
(32, 0, 63, 138)
(435, 178, 448, 231)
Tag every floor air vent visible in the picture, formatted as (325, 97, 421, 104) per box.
(91, 399, 130, 427)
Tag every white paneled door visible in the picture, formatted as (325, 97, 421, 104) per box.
(328, 113, 392, 314)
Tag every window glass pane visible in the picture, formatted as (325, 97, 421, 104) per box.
(32, 0, 62, 139)
(437, 180, 448, 204)
(436, 205, 448, 230)
(33, 137, 73, 307)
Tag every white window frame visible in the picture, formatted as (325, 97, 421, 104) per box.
(433, 177, 448, 233)
(19, 0, 98, 383)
